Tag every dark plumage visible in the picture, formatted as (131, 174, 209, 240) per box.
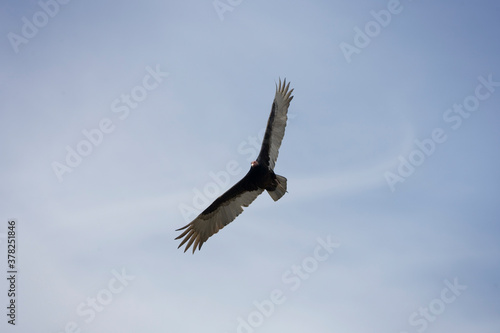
(175, 79, 294, 253)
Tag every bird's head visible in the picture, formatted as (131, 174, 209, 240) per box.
(251, 160, 259, 167)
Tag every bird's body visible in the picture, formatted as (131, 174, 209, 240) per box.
(201, 161, 285, 216)
(176, 79, 294, 253)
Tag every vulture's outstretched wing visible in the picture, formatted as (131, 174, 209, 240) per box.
(175, 174, 264, 253)
(257, 78, 294, 169)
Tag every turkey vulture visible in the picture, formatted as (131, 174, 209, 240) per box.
(175, 79, 294, 253)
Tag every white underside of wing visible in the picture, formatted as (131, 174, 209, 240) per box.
(268, 79, 294, 169)
(177, 188, 264, 253)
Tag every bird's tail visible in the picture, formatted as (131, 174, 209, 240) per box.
(268, 174, 287, 201)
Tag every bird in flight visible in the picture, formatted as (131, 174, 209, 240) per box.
(175, 79, 294, 253)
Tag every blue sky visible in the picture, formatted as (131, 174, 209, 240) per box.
(1, 0, 499, 332)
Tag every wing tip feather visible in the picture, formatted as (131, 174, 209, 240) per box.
(275, 77, 294, 105)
